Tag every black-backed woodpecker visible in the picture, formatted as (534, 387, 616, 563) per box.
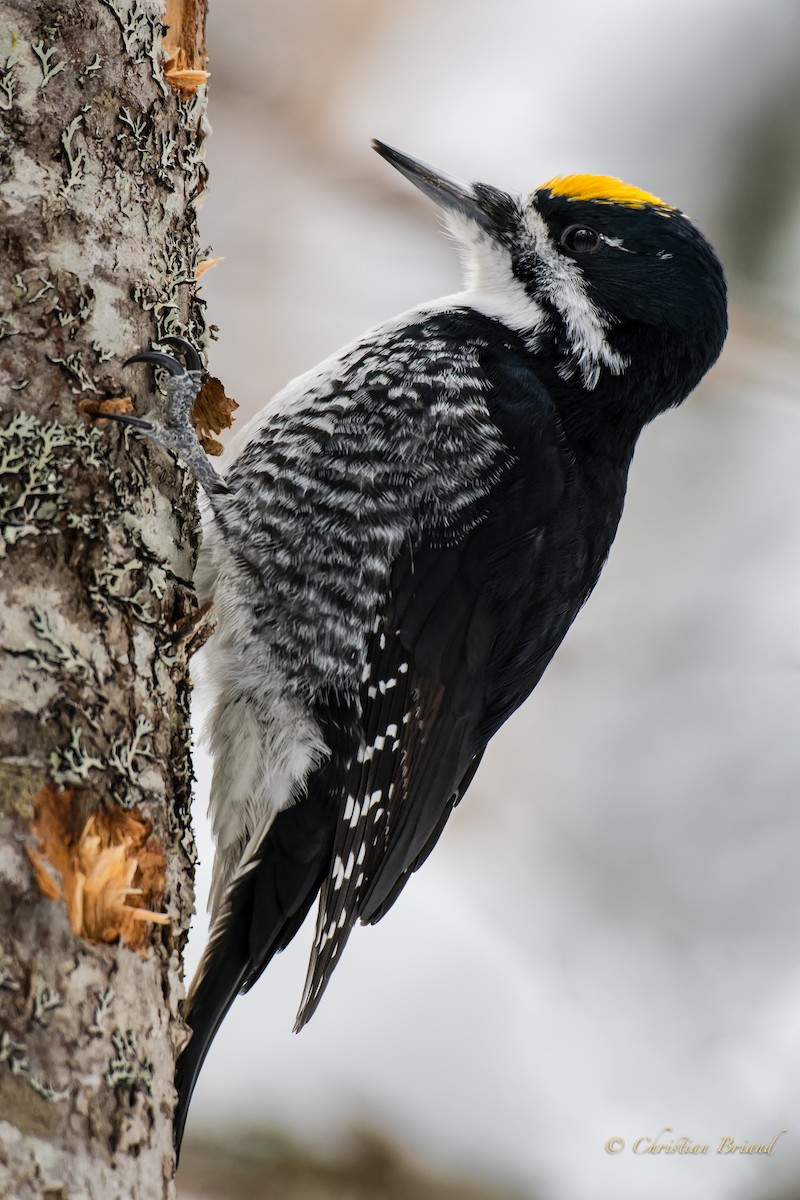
(107, 141, 727, 1153)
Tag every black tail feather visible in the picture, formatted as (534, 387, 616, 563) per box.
(174, 747, 347, 1159)
(174, 866, 255, 1158)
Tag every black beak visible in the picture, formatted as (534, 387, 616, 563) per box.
(372, 139, 494, 232)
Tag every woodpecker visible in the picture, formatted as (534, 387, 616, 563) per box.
(108, 141, 727, 1152)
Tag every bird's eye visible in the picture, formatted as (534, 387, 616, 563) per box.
(560, 225, 602, 254)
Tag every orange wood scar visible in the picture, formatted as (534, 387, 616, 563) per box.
(26, 785, 169, 949)
(193, 374, 238, 456)
(163, 0, 208, 95)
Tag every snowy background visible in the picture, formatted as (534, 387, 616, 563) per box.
(179, 2, 800, 1197)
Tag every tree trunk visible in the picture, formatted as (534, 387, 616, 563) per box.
(0, 1, 208, 1195)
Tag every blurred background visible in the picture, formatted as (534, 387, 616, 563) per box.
(178, 1, 800, 1197)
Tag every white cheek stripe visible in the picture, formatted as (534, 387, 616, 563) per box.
(442, 206, 629, 392)
(523, 207, 629, 389)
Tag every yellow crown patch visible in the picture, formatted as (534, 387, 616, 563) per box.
(541, 174, 673, 211)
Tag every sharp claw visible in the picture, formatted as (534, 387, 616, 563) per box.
(160, 335, 203, 374)
(96, 411, 155, 432)
(124, 350, 186, 377)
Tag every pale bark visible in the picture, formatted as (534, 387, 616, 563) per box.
(0, 1, 208, 1196)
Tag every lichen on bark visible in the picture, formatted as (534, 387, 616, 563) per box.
(0, 1, 209, 1195)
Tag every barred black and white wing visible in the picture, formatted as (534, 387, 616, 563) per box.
(295, 410, 565, 1026)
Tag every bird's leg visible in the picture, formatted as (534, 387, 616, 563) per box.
(102, 335, 230, 499)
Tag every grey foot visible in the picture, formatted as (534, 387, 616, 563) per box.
(103, 336, 229, 498)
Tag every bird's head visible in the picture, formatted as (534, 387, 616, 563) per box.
(373, 140, 727, 429)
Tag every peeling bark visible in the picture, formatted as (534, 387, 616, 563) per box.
(0, 1, 209, 1195)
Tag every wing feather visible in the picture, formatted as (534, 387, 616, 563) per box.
(296, 531, 502, 1026)
(293, 319, 574, 1027)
